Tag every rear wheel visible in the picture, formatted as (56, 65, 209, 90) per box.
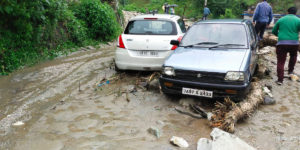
(114, 63, 123, 73)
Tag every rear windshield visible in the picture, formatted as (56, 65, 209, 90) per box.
(124, 20, 177, 35)
(181, 23, 248, 48)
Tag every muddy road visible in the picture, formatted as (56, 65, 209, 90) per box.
(0, 44, 300, 150)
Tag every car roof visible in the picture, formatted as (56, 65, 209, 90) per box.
(195, 19, 250, 24)
(130, 14, 181, 21)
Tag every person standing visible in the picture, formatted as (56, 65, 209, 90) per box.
(253, 0, 273, 40)
(272, 7, 300, 85)
(170, 6, 175, 15)
(163, 3, 169, 14)
(202, 5, 210, 20)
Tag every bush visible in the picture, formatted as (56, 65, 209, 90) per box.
(64, 10, 88, 45)
(0, 0, 121, 74)
(73, 0, 121, 41)
(219, 9, 237, 19)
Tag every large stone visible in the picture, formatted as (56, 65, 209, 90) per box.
(263, 96, 276, 105)
(197, 128, 256, 150)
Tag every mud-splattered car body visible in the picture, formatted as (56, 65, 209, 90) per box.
(160, 19, 259, 101)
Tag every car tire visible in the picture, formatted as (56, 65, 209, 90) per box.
(114, 63, 122, 73)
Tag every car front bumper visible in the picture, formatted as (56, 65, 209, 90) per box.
(115, 48, 173, 71)
(159, 76, 251, 98)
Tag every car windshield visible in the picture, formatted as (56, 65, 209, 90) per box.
(180, 23, 248, 48)
(124, 20, 177, 35)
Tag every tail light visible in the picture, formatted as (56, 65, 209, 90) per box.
(171, 36, 183, 50)
(118, 35, 125, 49)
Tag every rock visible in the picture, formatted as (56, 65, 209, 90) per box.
(13, 121, 24, 126)
(86, 46, 95, 50)
(263, 96, 276, 105)
(289, 74, 299, 81)
(147, 127, 161, 138)
(128, 85, 137, 93)
(197, 128, 256, 150)
(263, 87, 273, 98)
(265, 84, 272, 91)
(170, 136, 189, 148)
(179, 97, 196, 108)
(197, 138, 212, 150)
(207, 112, 213, 121)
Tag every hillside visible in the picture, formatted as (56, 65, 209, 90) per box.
(122, 0, 299, 19)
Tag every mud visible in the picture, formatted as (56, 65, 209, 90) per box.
(0, 43, 300, 150)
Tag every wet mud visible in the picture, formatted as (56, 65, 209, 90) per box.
(0, 44, 299, 150)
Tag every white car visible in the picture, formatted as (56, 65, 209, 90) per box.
(115, 14, 186, 71)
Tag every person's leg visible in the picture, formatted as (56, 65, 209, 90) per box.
(254, 22, 261, 36)
(276, 45, 288, 82)
(258, 22, 267, 40)
(288, 45, 299, 74)
(255, 22, 264, 40)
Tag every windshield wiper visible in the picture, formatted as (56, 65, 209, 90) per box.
(208, 44, 245, 49)
(183, 42, 219, 48)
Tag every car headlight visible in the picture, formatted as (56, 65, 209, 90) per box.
(225, 72, 244, 81)
(163, 67, 175, 76)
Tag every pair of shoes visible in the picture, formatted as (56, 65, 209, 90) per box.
(275, 81, 283, 85)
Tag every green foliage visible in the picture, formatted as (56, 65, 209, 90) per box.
(0, 0, 122, 74)
(73, 0, 121, 41)
(125, 0, 298, 19)
(219, 9, 237, 19)
(64, 10, 88, 45)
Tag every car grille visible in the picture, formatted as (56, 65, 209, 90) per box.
(175, 70, 226, 84)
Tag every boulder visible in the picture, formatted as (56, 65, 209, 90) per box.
(197, 128, 256, 150)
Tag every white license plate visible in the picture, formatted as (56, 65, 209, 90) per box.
(182, 88, 213, 98)
(137, 51, 158, 57)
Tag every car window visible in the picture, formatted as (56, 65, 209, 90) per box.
(177, 19, 186, 33)
(181, 23, 248, 48)
(124, 20, 177, 35)
(247, 23, 255, 43)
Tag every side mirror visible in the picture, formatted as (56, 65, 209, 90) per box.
(170, 40, 180, 46)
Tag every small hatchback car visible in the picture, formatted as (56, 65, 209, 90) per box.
(160, 20, 259, 101)
(115, 14, 186, 71)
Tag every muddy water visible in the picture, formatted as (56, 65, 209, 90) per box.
(1, 44, 300, 150)
(0, 44, 211, 150)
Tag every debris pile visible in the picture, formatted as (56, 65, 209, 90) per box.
(210, 82, 263, 133)
(261, 33, 278, 47)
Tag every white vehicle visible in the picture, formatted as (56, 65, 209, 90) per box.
(115, 14, 186, 71)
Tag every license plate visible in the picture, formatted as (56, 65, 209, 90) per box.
(182, 88, 213, 98)
(137, 51, 158, 57)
